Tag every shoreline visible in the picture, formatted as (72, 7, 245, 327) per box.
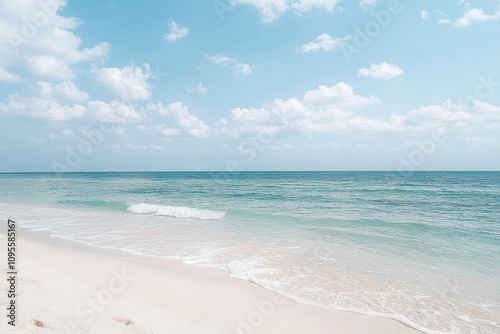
(0, 226, 423, 334)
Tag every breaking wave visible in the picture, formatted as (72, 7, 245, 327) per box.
(126, 203, 226, 220)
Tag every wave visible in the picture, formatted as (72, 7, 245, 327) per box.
(126, 203, 226, 220)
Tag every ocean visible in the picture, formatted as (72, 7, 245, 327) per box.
(0, 171, 499, 333)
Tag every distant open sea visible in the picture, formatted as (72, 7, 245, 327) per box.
(0, 171, 499, 333)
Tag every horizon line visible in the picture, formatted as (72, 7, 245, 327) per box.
(1, 170, 500, 174)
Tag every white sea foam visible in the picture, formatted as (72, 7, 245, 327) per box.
(127, 203, 226, 220)
(227, 259, 450, 334)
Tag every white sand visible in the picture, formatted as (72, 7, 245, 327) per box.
(0, 228, 421, 334)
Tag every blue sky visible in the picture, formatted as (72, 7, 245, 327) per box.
(0, 0, 499, 172)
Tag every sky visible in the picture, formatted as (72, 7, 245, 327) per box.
(0, 0, 499, 172)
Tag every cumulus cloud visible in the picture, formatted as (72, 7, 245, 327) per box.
(403, 98, 500, 131)
(217, 82, 500, 138)
(232, 63, 254, 76)
(303, 82, 380, 107)
(147, 102, 211, 138)
(0, 94, 86, 121)
(440, 3, 500, 27)
(87, 100, 142, 122)
(0, 0, 109, 81)
(206, 54, 254, 77)
(358, 62, 404, 80)
(291, 0, 339, 12)
(298, 34, 350, 53)
(230, 0, 339, 22)
(164, 20, 189, 41)
(27, 55, 74, 81)
(93, 64, 152, 101)
(0, 81, 141, 122)
(218, 82, 390, 137)
(38, 81, 89, 102)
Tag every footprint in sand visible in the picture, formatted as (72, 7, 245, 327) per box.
(112, 317, 133, 326)
(34, 319, 45, 328)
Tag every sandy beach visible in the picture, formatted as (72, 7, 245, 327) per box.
(0, 227, 421, 334)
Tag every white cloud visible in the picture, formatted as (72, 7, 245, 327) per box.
(93, 64, 152, 101)
(187, 83, 208, 96)
(164, 20, 189, 41)
(358, 62, 404, 80)
(0, 66, 21, 82)
(291, 0, 339, 13)
(87, 100, 142, 122)
(230, 0, 288, 22)
(28, 55, 74, 81)
(218, 81, 500, 138)
(124, 144, 163, 151)
(230, 0, 339, 22)
(438, 18, 453, 25)
(206, 54, 236, 66)
(38, 81, 89, 102)
(206, 54, 254, 77)
(303, 82, 380, 108)
(298, 34, 350, 53)
(232, 63, 254, 76)
(402, 98, 499, 130)
(0, 94, 86, 121)
(0, 81, 141, 122)
(148, 102, 211, 138)
(421, 9, 429, 20)
(360, 0, 377, 10)
(0, 1, 119, 124)
(0, 0, 109, 81)
(218, 82, 389, 137)
(440, 4, 500, 27)
(62, 129, 75, 136)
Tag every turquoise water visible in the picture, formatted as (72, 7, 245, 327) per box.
(0, 172, 499, 333)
